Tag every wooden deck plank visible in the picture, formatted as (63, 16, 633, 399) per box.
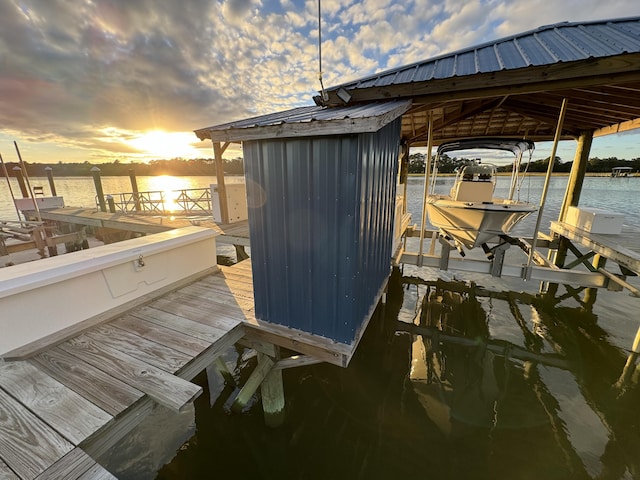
(111, 315, 212, 357)
(34, 448, 116, 480)
(0, 387, 73, 480)
(29, 348, 144, 418)
(198, 274, 254, 293)
(179, 283, 254, 307)
(86, 325, 193, 374)
(151, 295, 249, 326)
(0, 362, 112, 445)
(129, 306, 235, 342)
(0, 458, 19, 480)
(58, 334, 201, 412)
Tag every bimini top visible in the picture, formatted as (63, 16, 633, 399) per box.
(195, 100, 411, 143)
(437, 138, 535, 156)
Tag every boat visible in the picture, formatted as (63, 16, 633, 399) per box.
(611, 166, 633, 177)
(425, 138, 538, 251)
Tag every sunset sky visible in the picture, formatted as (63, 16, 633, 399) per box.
(1, 0, 639, 165)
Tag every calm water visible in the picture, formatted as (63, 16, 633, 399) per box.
(3, 175, 640, 479)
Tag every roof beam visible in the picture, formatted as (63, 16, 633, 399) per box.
(594, 118, 640, 137)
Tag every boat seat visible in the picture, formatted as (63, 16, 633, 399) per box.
(451, 180, 494, 202)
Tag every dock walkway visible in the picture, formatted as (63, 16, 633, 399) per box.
(36, 207, 250, 246)
(0, 258, 358, 479)
(0, 265, 245, 479)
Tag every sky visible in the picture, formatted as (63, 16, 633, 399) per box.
(0, 0, 639, 165)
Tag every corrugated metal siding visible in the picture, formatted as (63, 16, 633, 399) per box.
(328, 17, 640, 92)
(244, 119, 401, 344)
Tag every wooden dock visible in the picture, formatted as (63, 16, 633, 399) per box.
(35, 207, 250, 246)
(0, 258, 364, 479)
(0, 265, 245, 479)
(550, 221, 640, 275)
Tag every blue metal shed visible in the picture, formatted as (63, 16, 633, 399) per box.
(196, 101, 410, 344)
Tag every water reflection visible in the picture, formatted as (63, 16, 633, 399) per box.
(150, 269, 639, 480)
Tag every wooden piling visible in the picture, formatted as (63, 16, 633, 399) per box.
(91, 166, 107, 212)
(260, 346, 285, 428)
(12, 166, 29, 198)
(45, 166, 57, 196)
(129, 169, 141, 212)
(106, 195, 116, 213)
(213, 142, 230, 224)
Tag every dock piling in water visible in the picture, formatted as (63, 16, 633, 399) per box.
(45, 166, 57, 196)
(91, 166, 107, 212)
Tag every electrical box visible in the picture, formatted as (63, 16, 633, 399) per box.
(211, 183, 248, 223)
(565, 206, 623, 234)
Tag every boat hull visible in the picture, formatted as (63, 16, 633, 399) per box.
(426, 198, 537, 249)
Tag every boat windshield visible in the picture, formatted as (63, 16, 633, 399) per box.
(459, 164, 495, 181)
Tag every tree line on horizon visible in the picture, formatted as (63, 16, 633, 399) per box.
(407, 153, 640, 174)
(0, 157, 245, 177)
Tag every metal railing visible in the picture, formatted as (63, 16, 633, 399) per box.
(97, 188, 212, 215)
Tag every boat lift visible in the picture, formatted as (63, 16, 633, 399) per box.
(399, 99, 640, 298)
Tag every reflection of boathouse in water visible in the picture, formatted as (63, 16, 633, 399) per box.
(2, 16, 640, 478)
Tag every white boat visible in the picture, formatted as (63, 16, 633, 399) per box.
(425, 138, 537, 250)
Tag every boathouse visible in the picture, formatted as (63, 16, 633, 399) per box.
(196, 101, 410, 345)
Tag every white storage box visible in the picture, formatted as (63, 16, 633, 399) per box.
(211, 183, 248, 223)
(565, 206, 623, 234)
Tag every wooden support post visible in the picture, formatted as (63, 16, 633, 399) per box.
(234, 245, 250, 262)
(552, 130, 594, 269)
(260, 347, 285, 428)
(212, 357, 235, 386)
(583, 254, 607, 307)
(12, 166, 29, 198)
(45, 167, 57, 196)
(213, 142, 230, 224)
(129, 169, 141, 212)
(231, 352, 274, 413)
(91, 166, 107, 213)
(106, 195, 116, 213)
(559, 130, 594, 222)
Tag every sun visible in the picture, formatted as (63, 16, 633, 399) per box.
(127, 130, 199, 158)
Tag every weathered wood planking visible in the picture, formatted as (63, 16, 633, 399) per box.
(86, 325, 193, 373)
(0, 457, 19, 480)
(34, 448, 116, 480)
(178, 283, 254, 309)
(0, 362, 112, 445)
(111, 315, 212, 357)
(0, 388, 73, 480)
(29, 347, 144, 418)
(151, 295, 249, 327)
(58, 334, 201, 412)
(129, 305, 237, 342)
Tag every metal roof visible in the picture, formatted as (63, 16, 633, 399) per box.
(320, 16, 640, 145)
(327, 17, 640, 92)
(194, 100, 411, 142)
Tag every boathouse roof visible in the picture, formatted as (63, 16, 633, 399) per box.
(320, 16, 640, 145)
(195, 100, 411, 142)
